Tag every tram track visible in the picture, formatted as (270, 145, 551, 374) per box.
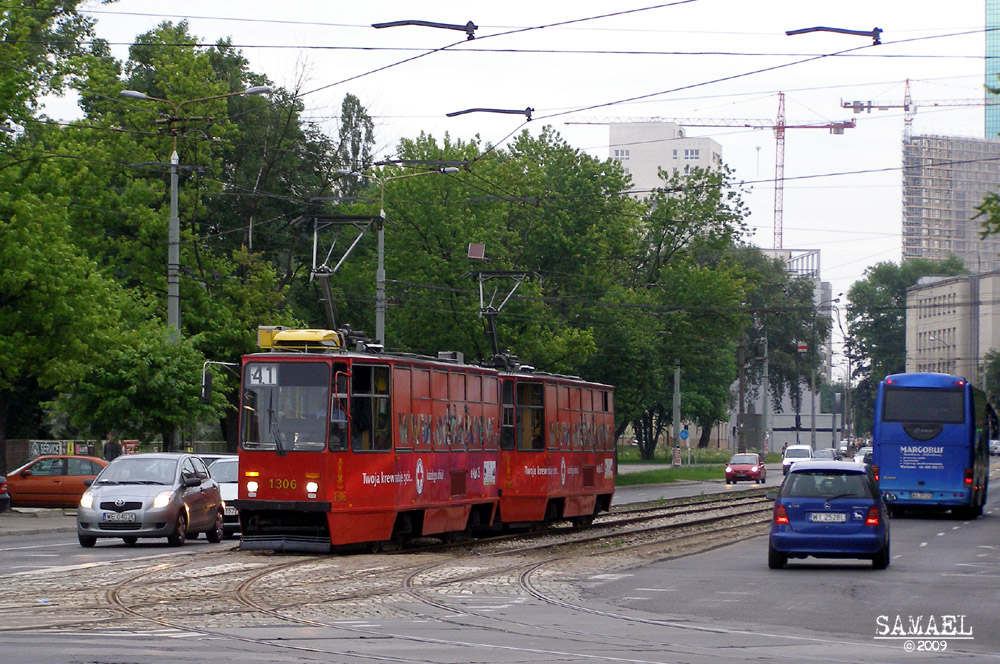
(1, 488, 774, 660)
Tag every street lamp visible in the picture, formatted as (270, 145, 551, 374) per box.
(810, 296, 840, 446)
(120, 85, 272, 339)
(335, 166, 459, 345)
(831, 305, 853, 440)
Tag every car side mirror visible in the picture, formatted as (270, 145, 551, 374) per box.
(184, 477, 201, 488)
(765, 490, 777, 501)
(20, 470, 32, 477)
(84, 478, 93, 487)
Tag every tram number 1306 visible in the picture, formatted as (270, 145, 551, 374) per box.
(269, 478, 297, 489)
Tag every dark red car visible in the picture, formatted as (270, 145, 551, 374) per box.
(725, 452, 766, 484)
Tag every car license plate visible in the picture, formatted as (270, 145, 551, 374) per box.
(810, 512, 846, 523)
(911, 492, 932, 500)
(102, 512, 136, 522)
(225, 506, 238, 516)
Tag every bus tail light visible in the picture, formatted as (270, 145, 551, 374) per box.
(964, 468, 973, 485)
(774, 504, 789, 525)
(872, 465, 879, 482)
(864, 506, 881, 526)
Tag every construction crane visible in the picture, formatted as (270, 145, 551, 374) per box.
(842, 79, 1000, 139)
(566, 92, 855, 249)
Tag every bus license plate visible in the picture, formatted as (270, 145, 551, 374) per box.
(102, 512, 136, 522)
(911, 492, 932, 500)
(810, 512, 846, 523)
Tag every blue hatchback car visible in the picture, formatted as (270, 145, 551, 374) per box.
(768, 460, 890, 570)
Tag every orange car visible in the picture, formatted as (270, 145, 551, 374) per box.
(6, 455, 108, 508)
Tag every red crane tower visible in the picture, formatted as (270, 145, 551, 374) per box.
(566, 92, 856, 249)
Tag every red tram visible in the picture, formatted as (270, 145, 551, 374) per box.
(233, 327, 616, 552)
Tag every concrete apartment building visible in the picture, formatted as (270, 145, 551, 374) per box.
(905, 271, 1000, 386)
(902, 134, 1000, 272)
(609, 122, 723, 196)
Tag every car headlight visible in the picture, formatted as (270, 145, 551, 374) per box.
(152, 490, 175, 509)
(247, 481, 259, 493)
(80, 492, 93, 509)
(725, 466, 733, 473)
(305, 481, 318, 493)
(751, 465, 759, 472)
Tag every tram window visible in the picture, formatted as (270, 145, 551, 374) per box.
(329, 364, 349, 451)
(516, 383, 545, 451)
(350, 364, 391, 452)
(241, 361, 330, 452)
(467, 375, 481, 402)
(450, 373, 466, 401)
(501, 380, 515, 451)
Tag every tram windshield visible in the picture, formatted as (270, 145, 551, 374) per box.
(241, 361, 333, 452)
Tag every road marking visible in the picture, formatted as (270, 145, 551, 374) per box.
(920, 542, 928, 547)
(0, 542, 77, 552)
(936, 532, 945, 537)
(590, 573, 632, 580)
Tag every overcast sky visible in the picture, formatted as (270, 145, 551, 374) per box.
(57, 1, 989, 363)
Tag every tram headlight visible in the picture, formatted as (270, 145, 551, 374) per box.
(305, 481, 318, 493)
(247, 480, 259, 493)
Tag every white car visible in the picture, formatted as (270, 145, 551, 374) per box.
(989, 439, 1000, 456)
(208, 457, 240, 538)
(782, 444, 812, 476)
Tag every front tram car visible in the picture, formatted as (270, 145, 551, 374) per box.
(233, 327, 615, 552)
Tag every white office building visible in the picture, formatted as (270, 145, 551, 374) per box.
(609, 122, 723, 197)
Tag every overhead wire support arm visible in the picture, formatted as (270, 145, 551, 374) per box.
(785, 26, 882, 45)
(303, 212, 380, 329)
(372, 19, 478, 40)
(446, 107, 533, 121)
(471, 270, 536, 367)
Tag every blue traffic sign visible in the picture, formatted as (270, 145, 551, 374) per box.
(679, 429, 689, 440)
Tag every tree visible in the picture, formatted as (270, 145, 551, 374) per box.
(0, 173, 121, 469)
(846, 257, 966, 433)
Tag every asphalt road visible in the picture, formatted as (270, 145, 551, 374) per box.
(2, 460, 996, 663)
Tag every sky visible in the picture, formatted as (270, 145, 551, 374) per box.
(53, 1, 990, 363)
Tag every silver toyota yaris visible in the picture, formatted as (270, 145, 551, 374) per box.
(77, 453, 224, 547)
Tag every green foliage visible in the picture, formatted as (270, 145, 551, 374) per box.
(846, 257, 967, 433)
(1, 12, 863, 469)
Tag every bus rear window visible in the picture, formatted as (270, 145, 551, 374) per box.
(882, 387, 964, 424)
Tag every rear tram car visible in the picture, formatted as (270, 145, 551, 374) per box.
(233, 327, 615, 552)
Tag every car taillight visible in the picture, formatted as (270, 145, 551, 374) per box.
(872, 465, 879, 482)
(865, 506, 880, 526)
(774, 504, 789, 525)
(964, 468, 973, 485)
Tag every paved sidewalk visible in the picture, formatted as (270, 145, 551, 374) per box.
(0, 508, 77, 538)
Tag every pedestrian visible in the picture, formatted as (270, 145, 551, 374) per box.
(103, 432, 122, 461)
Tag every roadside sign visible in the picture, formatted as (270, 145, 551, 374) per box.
(797, 342, 808, 353)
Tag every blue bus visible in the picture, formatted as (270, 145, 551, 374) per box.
(873, 372, 994, 519)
